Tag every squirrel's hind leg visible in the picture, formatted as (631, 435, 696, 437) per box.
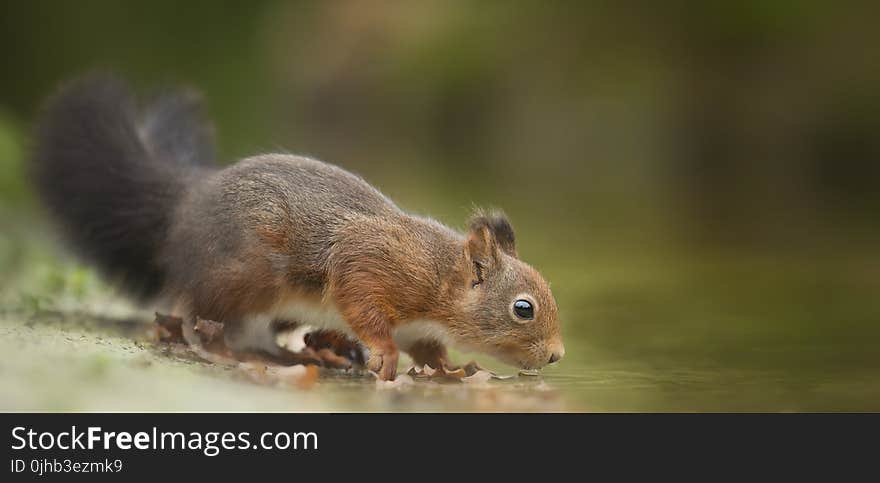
(270, 320, 358, 368)
(219, 316, 322, 366)
(300, 329, 365, 368)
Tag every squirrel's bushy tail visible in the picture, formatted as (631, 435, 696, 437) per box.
(31, 73, 216, 300)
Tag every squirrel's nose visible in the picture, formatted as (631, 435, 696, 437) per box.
(547, 341, 565, 365)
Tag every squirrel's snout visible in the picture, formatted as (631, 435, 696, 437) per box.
(547, 342, 565, 365)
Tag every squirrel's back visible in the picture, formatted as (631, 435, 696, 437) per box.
(159, 154, 405, 307)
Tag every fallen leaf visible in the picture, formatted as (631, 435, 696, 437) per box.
(267, 364, 320, 389)
(462, 361, 487, 376)
(437, 366, 466, 380)
(153, 312, 184, 342)
(193, 317, 224, 345)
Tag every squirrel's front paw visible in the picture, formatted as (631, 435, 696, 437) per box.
(367, 348, 399, 381)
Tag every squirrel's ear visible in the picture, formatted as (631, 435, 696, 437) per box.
(467, 210, 517, 259)
(466, 223, 498, 269)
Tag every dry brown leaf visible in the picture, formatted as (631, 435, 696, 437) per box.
(437, 366, 466, 380)
(296, 365, 321, 389)
(193, 317, 224, 344)
(402, 361, 520, 384)
(405, 366, 422, 378)
(239, 362, 320, 389)
(153, 312, 184, 343)
(267, 365, 321, 389)
(462, 361, 486, 376)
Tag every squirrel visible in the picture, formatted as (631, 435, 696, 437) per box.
(30, 74, 564, 380)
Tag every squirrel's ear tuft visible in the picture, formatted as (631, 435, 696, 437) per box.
(468, 209, 517, 259)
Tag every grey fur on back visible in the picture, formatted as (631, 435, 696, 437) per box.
(160, 155, 404, 311)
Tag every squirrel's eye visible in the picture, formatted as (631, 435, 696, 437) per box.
(513, 299, 534, 320)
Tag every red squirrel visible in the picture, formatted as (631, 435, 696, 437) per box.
(30, 74, 564, 380)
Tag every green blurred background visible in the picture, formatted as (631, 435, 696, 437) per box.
(1, 1, 878, 410)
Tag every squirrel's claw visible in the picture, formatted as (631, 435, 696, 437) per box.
(367, 349, 399, 381)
